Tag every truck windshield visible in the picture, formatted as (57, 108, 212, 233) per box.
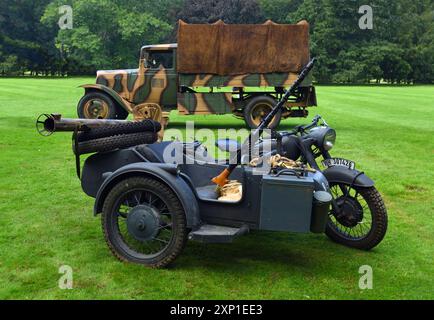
(146, 50, 173, 69)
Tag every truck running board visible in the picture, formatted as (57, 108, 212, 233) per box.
(188, 224, 249, 243)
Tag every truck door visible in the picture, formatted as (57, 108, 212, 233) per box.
(146, 49, 177, 109)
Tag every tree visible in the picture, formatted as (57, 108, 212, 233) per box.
(0, 0, 432, 82)
(41, 0, 173, 74)
(259, 0, 302, 23)
(0, 0, 53, 75)
(176, 0, 265, 24)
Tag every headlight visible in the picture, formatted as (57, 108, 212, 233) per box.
(323, 129, 336, 151)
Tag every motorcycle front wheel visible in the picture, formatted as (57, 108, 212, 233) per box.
(326, 184, 388, 250)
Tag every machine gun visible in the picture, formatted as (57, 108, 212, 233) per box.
(212, 58, 317, 187)
(36, 113, 132, 136)
(36, 113, 160, 178)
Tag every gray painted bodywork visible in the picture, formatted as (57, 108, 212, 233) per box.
(81, 141, 334, 235)
(322, 166, 375, 188)
(92, 162, 201, 229)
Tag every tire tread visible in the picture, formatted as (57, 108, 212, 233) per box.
(326, 186, 388, 250)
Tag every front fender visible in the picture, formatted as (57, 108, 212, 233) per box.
(322, 166, 374, 188)
(80, 84, 131, 113)
(93, 163, 201, 229)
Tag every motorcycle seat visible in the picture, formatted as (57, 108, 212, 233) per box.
(215, 139, 241, 153)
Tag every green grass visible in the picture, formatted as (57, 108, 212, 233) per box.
(0, 78, 433, 299)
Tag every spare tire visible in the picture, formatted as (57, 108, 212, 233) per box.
(77, 120, 161, 142)
(74, 132, 158, 155)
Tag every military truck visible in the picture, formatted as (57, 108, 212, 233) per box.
(77, 20, 317, 129)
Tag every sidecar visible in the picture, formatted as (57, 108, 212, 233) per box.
(80, 139, 332, 267)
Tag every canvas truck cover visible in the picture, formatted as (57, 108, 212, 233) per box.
(177, 20, 310, 76)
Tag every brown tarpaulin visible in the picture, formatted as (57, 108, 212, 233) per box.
(177, 20, 310, 76)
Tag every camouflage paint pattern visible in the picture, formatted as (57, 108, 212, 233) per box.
(178, 72, 306, 88)
(89, 43, 316, 117)
(177, 92, 233, 115)
(95, 44, 177, 113)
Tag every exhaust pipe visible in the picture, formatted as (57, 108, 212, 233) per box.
(36, 113, 131, 136)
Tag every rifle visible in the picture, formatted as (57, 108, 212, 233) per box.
(212, 58, 317, 187)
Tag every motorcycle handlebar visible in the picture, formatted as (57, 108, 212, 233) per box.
(301, 115, 322, 131)
(284, 115, 322, 136)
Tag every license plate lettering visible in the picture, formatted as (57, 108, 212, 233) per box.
(322, 158, 355, 170)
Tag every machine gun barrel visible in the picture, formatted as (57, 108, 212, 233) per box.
(36, 113, 132, 136)
(256, 58, 316, 134)
(212, 58, 317, 187)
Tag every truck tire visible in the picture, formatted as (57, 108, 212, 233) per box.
(78, 92, 123, 119)
(77, 120, 161, 142)
(74, 132, 157, 155)
(243, 95, 282, 129)
(115, 106, 129, 120)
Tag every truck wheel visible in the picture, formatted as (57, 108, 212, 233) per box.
(243, 96, 282, 129)
(78, 92, 120, 119)
(326, 184, 388, 250)
(74, 132, 158, 155)
(101, 177, 187, 268)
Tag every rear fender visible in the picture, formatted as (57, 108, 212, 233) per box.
(93, 163, 201, 229)
(80, 84, 132, 113)
(322, 166, 374, 188)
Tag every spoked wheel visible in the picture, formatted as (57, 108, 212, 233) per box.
(101, 177, 187, 268)
(325, 183, 388, 250)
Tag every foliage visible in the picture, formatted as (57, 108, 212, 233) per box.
(176, 0, 265, 24)
(39, 0, 172, 74)
(285, 0, 434, 83)
(0, 0, 432, 83)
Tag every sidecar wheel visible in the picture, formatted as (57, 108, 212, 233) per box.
(326, 185, 388, 250)
(101, 177, 187, 268)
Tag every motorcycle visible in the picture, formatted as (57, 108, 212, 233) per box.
(37, 59, 387, 268)
(249, 114, 388, 250)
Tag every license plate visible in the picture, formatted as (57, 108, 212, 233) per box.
(322, 158, 356, 170)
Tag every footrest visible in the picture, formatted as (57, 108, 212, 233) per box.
(188, 224, 249, 243)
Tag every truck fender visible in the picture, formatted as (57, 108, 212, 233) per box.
(80, 84, 131, 113)
(93, 162, 201, 229)
(322, 166, 375, 188)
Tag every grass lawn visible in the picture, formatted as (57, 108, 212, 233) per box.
(0, 78, 433, 299)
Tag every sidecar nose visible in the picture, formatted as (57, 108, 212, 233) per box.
(312, 170, 330, 192)
(310, 190, 332, 233)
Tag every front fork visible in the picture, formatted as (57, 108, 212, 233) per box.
(299, 139, 346, 217)
(319, 150, 345, 216)
(301, 145, 341, 217)
(304, 145, 343, 216)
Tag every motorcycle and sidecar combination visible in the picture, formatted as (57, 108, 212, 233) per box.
(37, 59, 387, 268)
